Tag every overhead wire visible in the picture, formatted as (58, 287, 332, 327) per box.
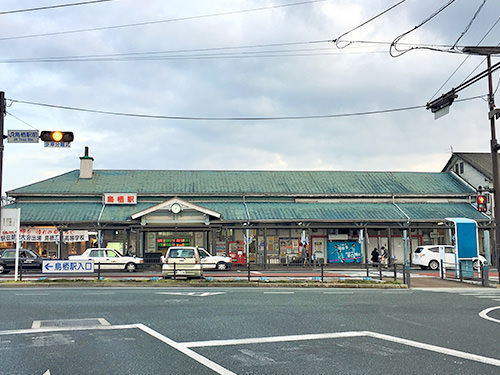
(0, 0, 328, 41)
(390, 0, 458, 57)
(451, 0, 487, 49)
(430, 13, 500, 101)
(0, 0, 113, 15)
(333, 0, 407, 48)
(6, 96, 485, 122)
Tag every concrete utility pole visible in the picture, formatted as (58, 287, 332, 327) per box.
(462, 47, 500, 268)
(427, 47, 500, 268)
(0, 91, 4, 208)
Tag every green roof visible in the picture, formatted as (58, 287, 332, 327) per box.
(7, 201, 487, 224)
(8, 170, 474, 196)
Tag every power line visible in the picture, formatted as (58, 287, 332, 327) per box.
(4, 98, 463, 122)
(0, 40, 462, 64)
(0, 0, 328, 41)
(390, 0, 457, 57)
(334, 0, 407, 48)
(0, 0, 113, 15)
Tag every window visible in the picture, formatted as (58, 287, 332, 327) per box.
(106, 250, 119, 257)
(460, 162, 464, 174)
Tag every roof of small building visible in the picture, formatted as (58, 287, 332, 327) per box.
(8, 169, 475, 196)
(442, 152, 497, 179)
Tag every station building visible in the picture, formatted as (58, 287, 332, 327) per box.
(2, 149, 491, 266)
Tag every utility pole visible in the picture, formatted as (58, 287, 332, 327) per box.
(427, 47, 500, 269)
(462, 47, 500, 269)
(0, 91, 5, 210)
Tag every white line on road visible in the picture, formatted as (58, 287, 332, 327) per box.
(263, 291, 295, 294)
(135, 323, 237, 375)
(181, 330, 500, 368)
(479, 306, 500, 324)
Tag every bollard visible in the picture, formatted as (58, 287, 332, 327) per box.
(321, 263, 324, 282)
(393, 263, 397, 281)
(97, 262, 101, 280)
(440, 260, 444, 279)
(379, 263, 383, 281)
(19, 261, 23, 281)
(247, 262, 251, 282)
(481, 264, 489, 287)
(459, 261, 463, 282)
(173, 262, 176, 280)
(366, 262, 369, 278)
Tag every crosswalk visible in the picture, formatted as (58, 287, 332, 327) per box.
(425, 288, 500, 302)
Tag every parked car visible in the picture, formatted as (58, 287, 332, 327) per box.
(0, 248, 48, 274)
(68, 248, 143, 272)
(412, 245, 487, 270)
(162, 246, 203, 279)
(197, 248, 232, 270)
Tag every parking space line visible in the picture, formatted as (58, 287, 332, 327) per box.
(135, 324, 237, 375)
(181, 330, 500, 368)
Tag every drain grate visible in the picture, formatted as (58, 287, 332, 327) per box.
(32, 318, 110, 329)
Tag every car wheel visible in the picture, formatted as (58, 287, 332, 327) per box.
(428, 260, 440, 271)
(125, 262, 136, 272)
(216, 262, 227, 271)
(473, 260, 480, 270)
(0, 264, 6, 274)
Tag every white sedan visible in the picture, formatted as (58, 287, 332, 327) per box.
(198, 248, 232, 270)
(69, 248, 143, 272)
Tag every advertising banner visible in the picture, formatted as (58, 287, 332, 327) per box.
(327, 241, 362, 263)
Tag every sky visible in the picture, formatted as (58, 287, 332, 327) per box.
(1, 0, 499, 194)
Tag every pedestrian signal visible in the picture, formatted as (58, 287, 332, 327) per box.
(477, 195, 487, 212)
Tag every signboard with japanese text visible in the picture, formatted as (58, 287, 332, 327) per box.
(103, 193, 137, 205)
(44, 141, 71, 148)
(0, 208, 20, 232)
(7, 130, 39, 143)
(62, 230, 89, 243)
(43, 260, 94, 273)
(0, 227, 88, 243)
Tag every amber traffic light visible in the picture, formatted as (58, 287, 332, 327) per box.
(40, 131, 74, 142)
(477, 194, 487, 212)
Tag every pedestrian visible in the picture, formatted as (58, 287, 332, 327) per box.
(380, 246, 388, 268)
(370, 247, 379, 266)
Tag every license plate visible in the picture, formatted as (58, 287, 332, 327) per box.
(177, 270, 186, 274)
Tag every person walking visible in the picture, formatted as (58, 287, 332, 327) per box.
(370, 247, 379, 266)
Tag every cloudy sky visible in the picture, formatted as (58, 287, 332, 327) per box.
(1, 0, 499, 194)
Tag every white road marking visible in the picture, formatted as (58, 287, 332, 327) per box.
(157, 292, 226, 297)
(15, 293, 49, 296)
(135, 324, 237, 375)
(182, 331, 500, 367)
(43, 370, 51, 375)
(479, 306, 500, 324)
(263, 292, 295, 294)
(2, 323, 500, 371)
(323, 291, 354, 294)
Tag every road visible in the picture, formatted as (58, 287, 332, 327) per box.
(1, 286, 500, 374)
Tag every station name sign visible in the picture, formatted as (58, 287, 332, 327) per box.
(103, 193, 137, 205)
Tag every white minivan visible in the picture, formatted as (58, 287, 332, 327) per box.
(412, 245, 486, 270)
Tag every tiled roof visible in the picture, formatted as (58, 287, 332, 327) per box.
(8, 170, 475, 196)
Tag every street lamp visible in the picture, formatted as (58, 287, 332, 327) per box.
(462, 46, 500, 268)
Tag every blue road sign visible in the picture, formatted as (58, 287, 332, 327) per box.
(42, 260, 94, 273)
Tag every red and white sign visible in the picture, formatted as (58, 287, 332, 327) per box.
(103, 193, 137, 205)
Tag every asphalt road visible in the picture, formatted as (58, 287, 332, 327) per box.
(1, 286, 500, 374)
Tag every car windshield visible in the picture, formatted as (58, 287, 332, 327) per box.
(169, 249, 195, 258)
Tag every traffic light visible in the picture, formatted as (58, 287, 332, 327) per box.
(40, 131, 74, 143)
(477, 194, 487, 212)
